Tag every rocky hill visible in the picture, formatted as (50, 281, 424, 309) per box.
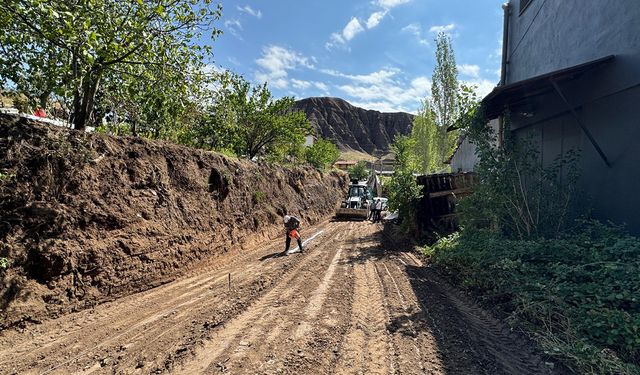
(293, 97, 414, 155)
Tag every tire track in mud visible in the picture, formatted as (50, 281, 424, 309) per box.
(2, 222, 560, 375)
(175, 222, 355, 374)
(0, 221, 342, 375)
(333, 259, 392, 375)
(397, 252, 551, 375)
(375, 259, 437, 375)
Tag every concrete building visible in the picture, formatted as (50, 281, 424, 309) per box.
(448, 119, 500, 173)
(480, 0, 640, 233)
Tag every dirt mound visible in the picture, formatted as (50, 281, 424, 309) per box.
(0, 114, 346, 329)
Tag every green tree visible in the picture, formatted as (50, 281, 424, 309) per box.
(432, 32, 459, 132)
(0, 0, 221, 130)
(411, 100, 439, 174)
(429, 32, 460, 170)
(305, 138, 340, 170)
(194, 72, 311, 160)
(387, 135, 421, 231)
(347, 161, 369, 181)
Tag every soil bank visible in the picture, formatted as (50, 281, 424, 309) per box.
(0, 114, 346, 329)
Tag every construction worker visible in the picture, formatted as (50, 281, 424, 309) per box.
(283, 215, 304, 256)
(34, 106, 46, 118)
(374, 198, 384, 223)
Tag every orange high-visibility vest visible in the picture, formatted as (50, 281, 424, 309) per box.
(288, 229, 300, 239)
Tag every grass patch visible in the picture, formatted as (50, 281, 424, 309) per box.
(252, 190, 266, 204)
(424, 222, 640, 374)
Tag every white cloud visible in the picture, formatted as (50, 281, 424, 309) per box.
(343, 18, 365, 41)
(429, 23, 456, 34)
(224, 19, 243, 40)
(321, 68, 399, 85)
(377, 0, 411, 9)
(321, 67, 430, 113)
(461, 78, 498, 99)
(254, 45, 315, 89)
(227, 56, 241, 66)
(203, 63, 225, 75)
(314, 82, 329, 91)
(402, 23, 429, 46)
(326, 17, 365, 50)
(326, 0, 410, 50)
(224, 19, 242, 30)
(489, 38, 503, 63)
(291, 79, 312, 90)
(458, 64, 480, 78)
(366, 11, 387, 29)
(290, 79, 330, 93)
(237, 5, 262, 19)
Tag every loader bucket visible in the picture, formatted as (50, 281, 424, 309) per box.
(335, 208, 369, 221)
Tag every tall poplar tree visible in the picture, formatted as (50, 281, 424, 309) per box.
(431, 32, 461, 170)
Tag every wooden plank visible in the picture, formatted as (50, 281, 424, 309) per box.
(428, 187, 472, 198)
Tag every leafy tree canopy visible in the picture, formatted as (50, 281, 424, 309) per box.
(305, 138, 340, 170)
(347, 161, 369, 181)
(193, 72, 312, 160)
(0, 0, 221, 130)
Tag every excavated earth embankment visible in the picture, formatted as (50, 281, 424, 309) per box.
(0, 114, 346, 329)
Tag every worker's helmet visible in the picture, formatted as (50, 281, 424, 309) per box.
(283, 215, 291, 223)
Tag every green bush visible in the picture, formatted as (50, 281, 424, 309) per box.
(305, 138, 340, 170)
(0, 257, 9, 270)
(462, 109, 583, 239)
(425, 222, 640, 374)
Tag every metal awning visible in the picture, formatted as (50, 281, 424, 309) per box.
(482, 55, 615, 167)
(482, 55, 615, 119)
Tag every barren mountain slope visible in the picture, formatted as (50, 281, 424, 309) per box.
(293, 97, 414, 155)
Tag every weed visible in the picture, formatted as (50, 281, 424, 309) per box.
(252, 191, 266, 204)
(0, 172, 16, 183)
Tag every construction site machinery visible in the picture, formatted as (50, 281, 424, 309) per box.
(335, 181, 373, 220)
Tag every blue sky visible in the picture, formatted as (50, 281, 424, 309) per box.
(209, 0, 505, 113)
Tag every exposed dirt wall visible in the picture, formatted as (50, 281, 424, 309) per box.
(0, 114, 347, 329)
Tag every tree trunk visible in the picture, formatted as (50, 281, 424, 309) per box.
(73, 68, 103, 131)
(38, 92, 50, 110)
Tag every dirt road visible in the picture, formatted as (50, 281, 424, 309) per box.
(0, 221, 556, 375)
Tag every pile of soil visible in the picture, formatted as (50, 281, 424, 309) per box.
(0, 114, 346, 329)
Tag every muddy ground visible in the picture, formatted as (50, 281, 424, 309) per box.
(0, 115, 345, 328)
(0, 221, 564, 375)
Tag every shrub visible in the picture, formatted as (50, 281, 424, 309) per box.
(461, 109, 582, 239)
(425, 222, 640, 374)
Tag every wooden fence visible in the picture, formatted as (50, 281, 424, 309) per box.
(416, 172, 477, 233)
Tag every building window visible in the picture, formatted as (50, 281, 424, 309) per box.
(520, 0, 534, 14)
